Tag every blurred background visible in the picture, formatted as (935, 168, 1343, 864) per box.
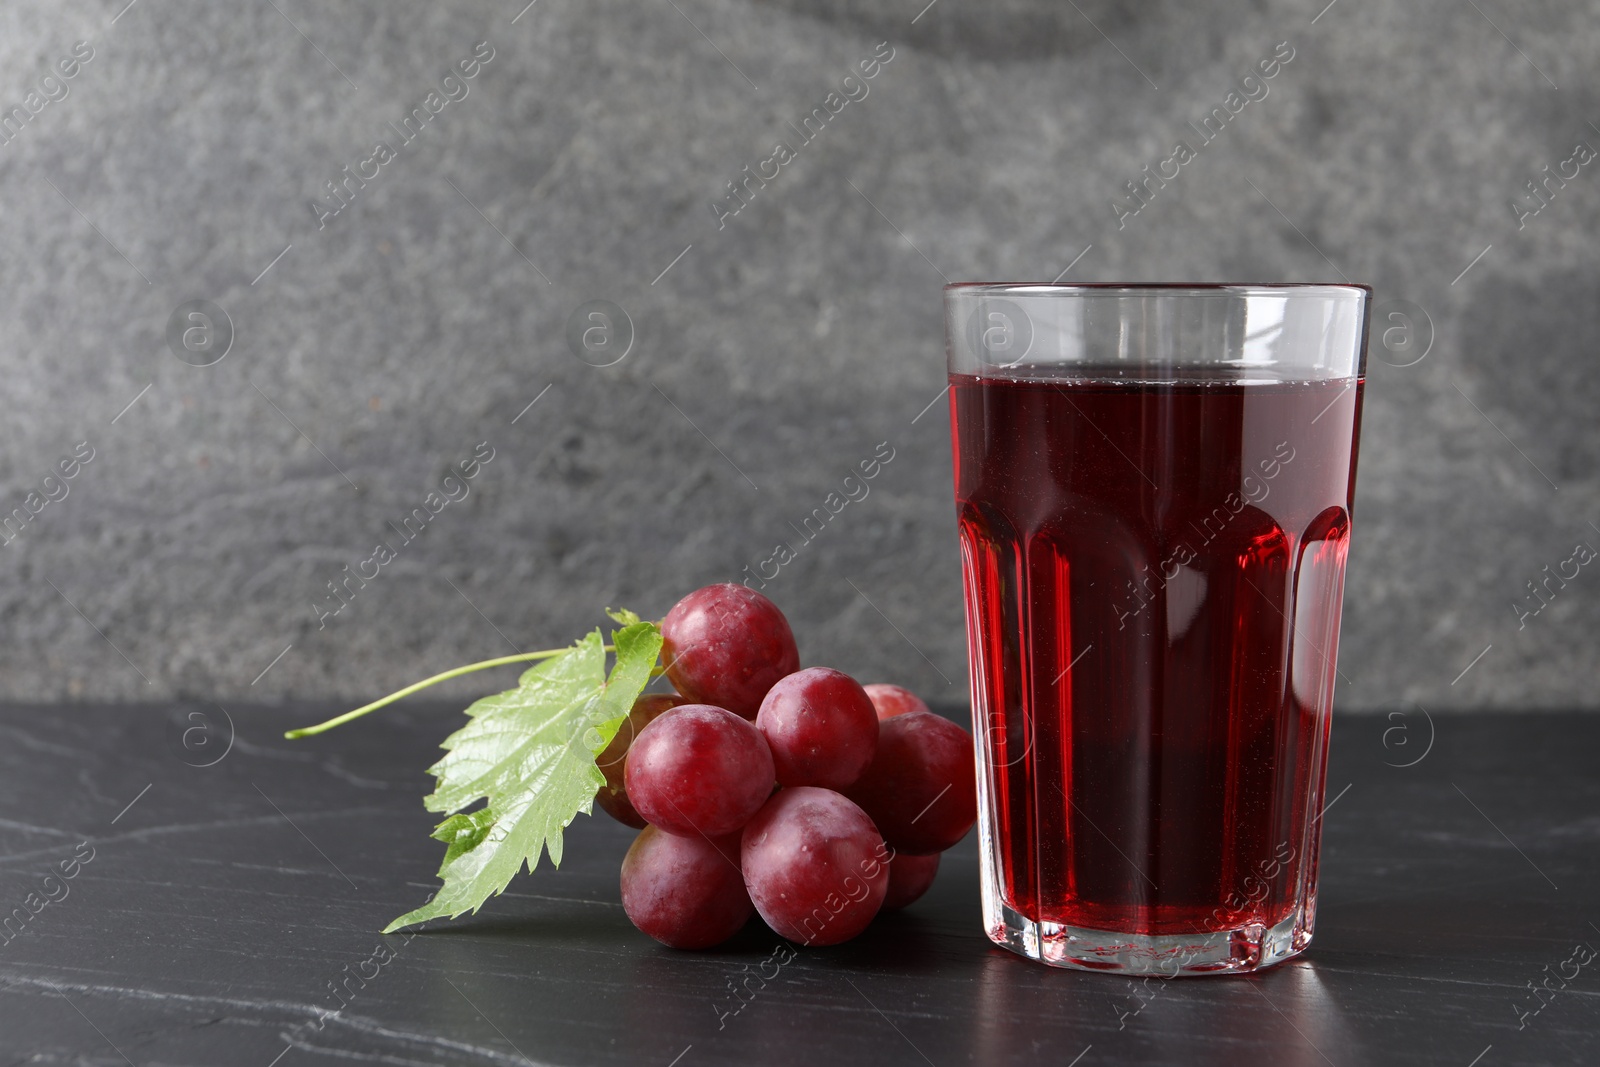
(0, 0, 1594, 711)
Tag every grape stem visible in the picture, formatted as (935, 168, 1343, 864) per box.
(284, 646, 653, 739)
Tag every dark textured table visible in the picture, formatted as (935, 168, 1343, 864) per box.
(0, 704, 1594, 1066)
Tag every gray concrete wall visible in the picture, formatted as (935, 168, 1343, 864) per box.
(0, 0, 1594, 710)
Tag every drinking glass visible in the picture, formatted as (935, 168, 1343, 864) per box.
(945, 283, 1369, 974)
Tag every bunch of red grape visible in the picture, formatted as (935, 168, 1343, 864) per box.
(596, 583, 977, 950)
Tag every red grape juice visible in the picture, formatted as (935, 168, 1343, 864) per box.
(950, 369, 1363, 940)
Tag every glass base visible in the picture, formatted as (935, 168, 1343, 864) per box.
(985, 898, 1311, 976)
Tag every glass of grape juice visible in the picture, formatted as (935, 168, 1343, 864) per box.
(945, 283, 1369, 975)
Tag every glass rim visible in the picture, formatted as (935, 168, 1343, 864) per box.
(944, 282, 1372, 298)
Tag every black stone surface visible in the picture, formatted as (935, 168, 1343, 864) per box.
(0, 704, 1595, 1066)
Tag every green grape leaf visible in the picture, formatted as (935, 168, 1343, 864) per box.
(385, 617, 662, 932)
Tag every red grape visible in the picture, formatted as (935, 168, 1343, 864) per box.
(660, 584, 800, 719)
(882, 851, 940, 910)
(740, 787, 889, 946)
(596, 693, 686, 828)
(621, 825, 751, 949)
(863, 683, 930, 720)
(625, 705, 774, 838)
(844, 711, 976, 855)
(756, 667, 878, 789)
